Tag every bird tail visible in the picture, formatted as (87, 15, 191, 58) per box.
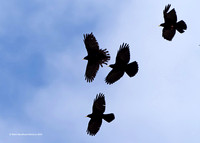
(176, 20, 187, 33)
(103, 113, 115, 123)
(125, 61, 139, 77)
(99, 48, 110, 66)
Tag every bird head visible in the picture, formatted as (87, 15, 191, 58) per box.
(86, 114, 92, 118)
(83, 56, 88, 60)
(108, 64, 114, 68)
(159, 23, 165, 27)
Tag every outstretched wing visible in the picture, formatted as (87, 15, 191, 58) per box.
(105, 69, 124, 84)
(162, 27, 176, 41)
(83, 33, 99, 54)
(85, 60, 99, 82)
(163, 4, 177, 23)
(92, 93, 106, 114)
(87, 118, 102, 136)
(116, 43, 130, 64)
(163, 4, 171, 17)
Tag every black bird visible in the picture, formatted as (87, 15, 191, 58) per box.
(105, 43, 138, 84)
(160, 4, 187, 41)
(86, 93, 115, 136)
(83, 33, 110, 82)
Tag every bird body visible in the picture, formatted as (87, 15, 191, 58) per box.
(105, 43, 138, 84)
(108, 63, 126, 78)
(86, 93, 115, 136)
(83, 33, 110, 82)
(87, 113, 114, 123)
(160, 4, 187, 41)
(84, 49, 109, 67)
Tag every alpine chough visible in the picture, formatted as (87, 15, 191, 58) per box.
(105, 43, 138, 84)
(86, 93, 115, 136)
(83, 33, 110, 82)
(160, 4, 187, 41)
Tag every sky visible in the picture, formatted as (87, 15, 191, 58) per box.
(0, 0, 200, 142)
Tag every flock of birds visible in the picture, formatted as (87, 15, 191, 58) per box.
(83, 4, 187, 136)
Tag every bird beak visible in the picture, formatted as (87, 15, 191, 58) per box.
(83, 58, 85, 60)
(107, 65, 110, 67)
(85, 115, 88, 117)
(158, 25, 161, 27)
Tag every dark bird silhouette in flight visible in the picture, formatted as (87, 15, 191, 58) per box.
(105, 43, 138, 84)
(86, 93, 115, 136)
(83, 33, 110, 82)
(160, 4, 187, 41)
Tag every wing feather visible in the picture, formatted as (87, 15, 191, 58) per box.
(85, 60, 99, 82)
(83, 33, 99, 54)
(87, 119, 102, 136)
(163, 4, 177, 23)
(105, 69, 124, 84)
(92, 93, 105, 114)
(116, 43, 130, 64)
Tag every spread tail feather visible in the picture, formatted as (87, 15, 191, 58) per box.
(176, 20, 187, 33)
(125, 61, 138, 77)
(103, 113, 115, 123)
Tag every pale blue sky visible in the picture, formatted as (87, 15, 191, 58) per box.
(0, 0, 200, 143)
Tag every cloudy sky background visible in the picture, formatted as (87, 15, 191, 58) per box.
(0, 0, 200, 142)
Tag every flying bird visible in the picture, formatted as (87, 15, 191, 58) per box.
(83, 33, 110, 82)
(105, 43, 138, 84)
(86, 93, 115, 136)
(160, 4, 187, 41)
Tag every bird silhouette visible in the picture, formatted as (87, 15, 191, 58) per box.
(86, 93, 115, 136)
(83, 33, 110, 82)
(105, 43, 138, 84)
(160, 4, 187, 41)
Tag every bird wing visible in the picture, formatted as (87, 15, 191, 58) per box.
(116, 43, 130, 64)
(83, 33, 99, 54)
(163, 5, 177, 23)
(166, 9, 177, 23)
(162, 27, 176, 41)
(105, 69, 124, 84)
(163, 4, 171, 17)
(92, 93, 106, 114)
(85, 60, 99, 82)
(87, 118, 102, 136)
